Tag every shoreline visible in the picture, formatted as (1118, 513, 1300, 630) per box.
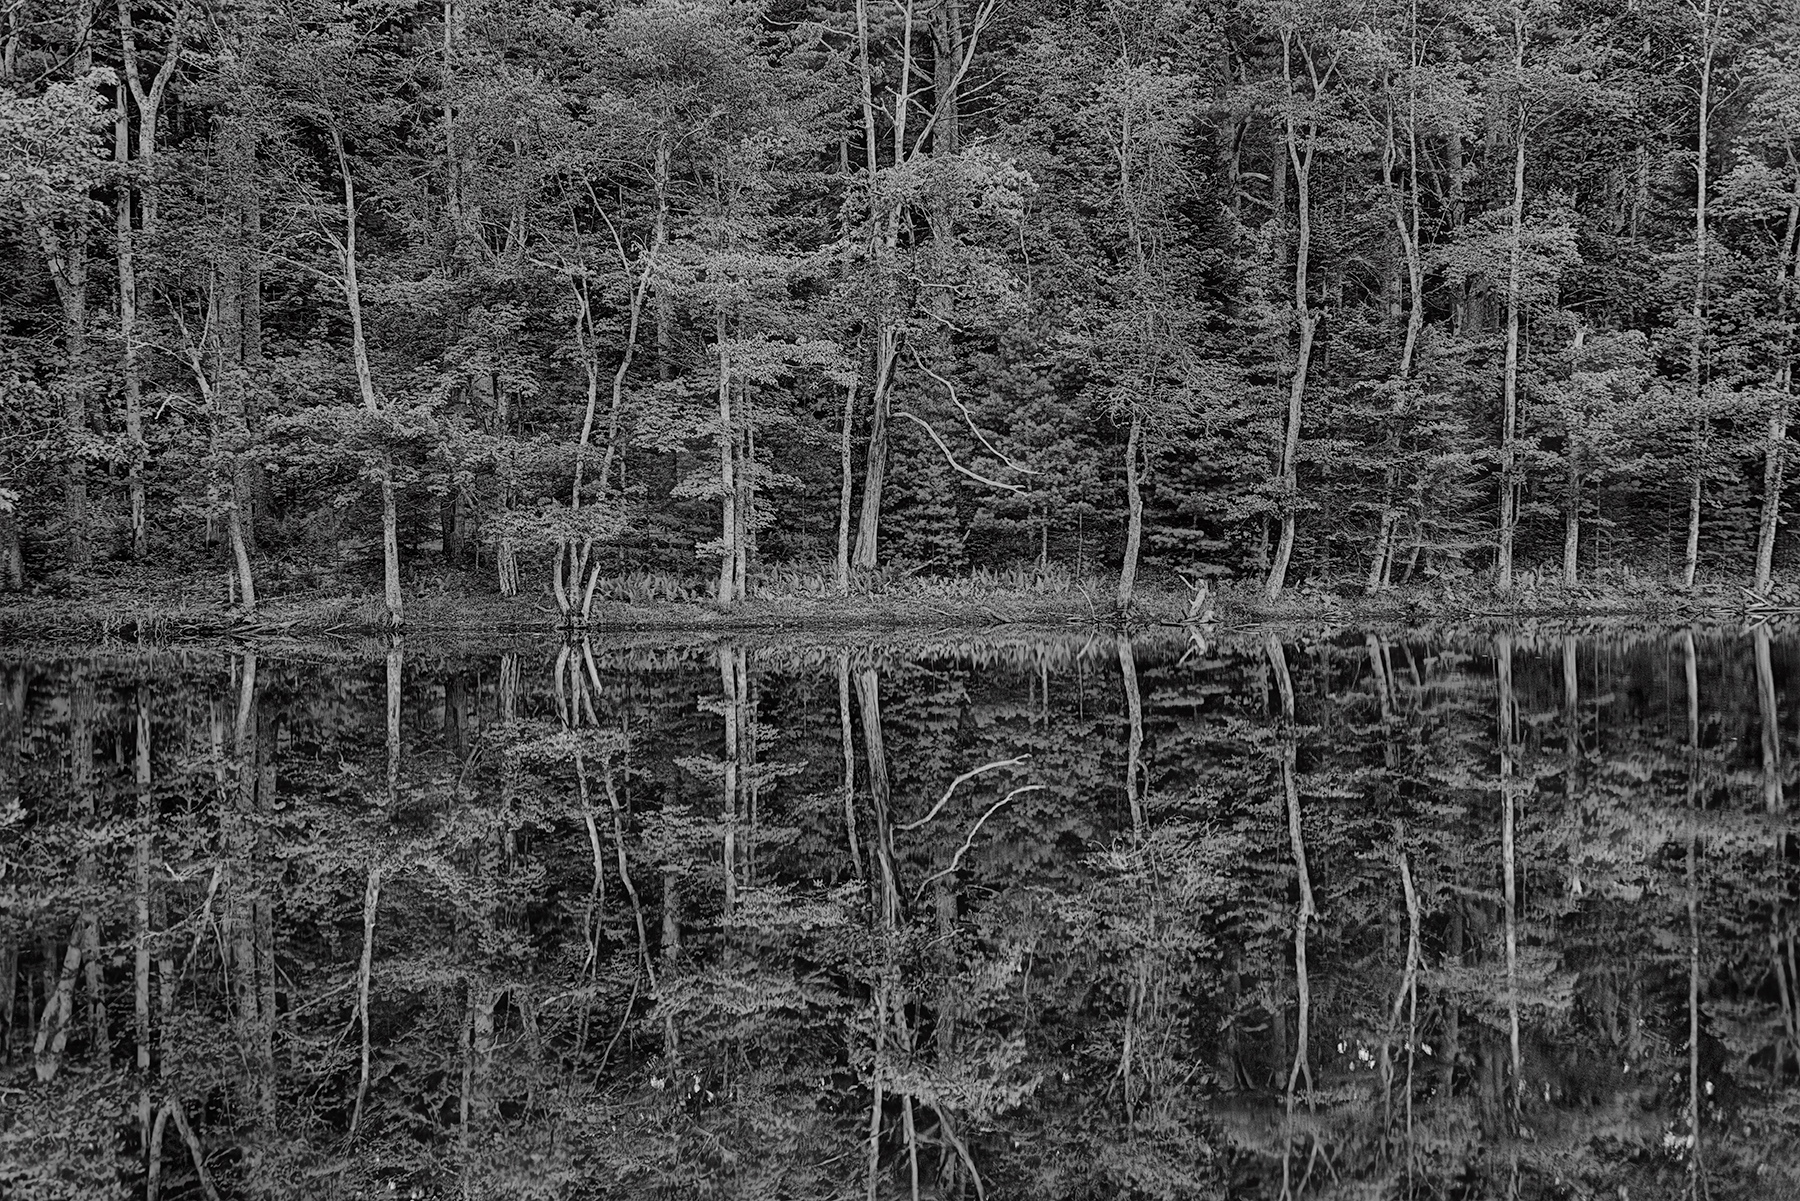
(0, 573, 1784, 645)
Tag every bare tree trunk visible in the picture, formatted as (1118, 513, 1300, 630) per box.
(116, 101, 147, 558)
(1685, 4, 1716, 591)
(117, 0, 191, 562)
(719, 647, 742, 908)
(716, 317, 737, 606)
(855, 667, 901, 925)
(332, 131, 402, 626)
(1563, 447, 1580, 585)
(1756, 165, 1799, 592)
(849, 0, 906, 573)
(349, 863, 382, 1140)
(1371, 20, 1424, 593)
(837, 377, 856, 594)
(1497, 20, 1527, 593)
(0, 509, 22, 589)
(1264, 30, 1318, 601)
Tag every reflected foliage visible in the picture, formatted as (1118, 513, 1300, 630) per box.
(2, 627, 1799, 1198)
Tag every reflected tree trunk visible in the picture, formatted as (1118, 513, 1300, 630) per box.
(386, 639, 403, 806)
(228, 652, 275, 1123)
(839, 652, 863, 878)
(1498, 633, 1522, 1125)
(1756, 626, 1784, 814)
(719, 646, 744, 908)
(1267, 634, 1314, 1198)
(1117, 634, 1145, 840)
(1684, 628, 1705, 1194)
(854, 665, 901, 925)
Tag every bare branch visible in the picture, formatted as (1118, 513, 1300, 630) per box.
(894, 410, 1027, 493)
(913, 785, 1044, 902)
(910, 348, 1039, 475)
(898, 755, 1029, 831)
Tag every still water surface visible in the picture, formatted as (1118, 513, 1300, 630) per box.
(3, 626, 1798, 1199)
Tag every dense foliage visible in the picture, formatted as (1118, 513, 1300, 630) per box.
(5, 0, 1800, 611)
(2, 629, 1798, 1197)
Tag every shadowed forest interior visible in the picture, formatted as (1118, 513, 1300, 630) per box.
(7, 0, 1800, 612)
(3, 625, 1799, 1197)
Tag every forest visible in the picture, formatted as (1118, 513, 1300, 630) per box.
(5, 0, 1800, 622)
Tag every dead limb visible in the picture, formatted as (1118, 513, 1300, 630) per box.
(897, 756, 1030, 832)
(912, 785, 1044, 903)
(908, 348, 1037, 476)
(893, 410, 1027, 493)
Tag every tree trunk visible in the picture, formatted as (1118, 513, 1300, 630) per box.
(0, 509, 21, 590)
(1756, 167, 1799, 593)
(1563, 451, 1580, 585)
(116, 102, 147, 559)
(1497, 29, 1527, 593)
(837, 377, 856, 594)
(333, 131, 402, 626)
(1686, 5, 1714, 591)
(1264, 31, 1316, 601)
(716, 317, 737, 606)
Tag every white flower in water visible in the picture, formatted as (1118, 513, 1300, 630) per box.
(1337, 1041, 1347, 1054)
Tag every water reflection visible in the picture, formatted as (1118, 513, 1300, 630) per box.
(2, 628, 1798, 1198)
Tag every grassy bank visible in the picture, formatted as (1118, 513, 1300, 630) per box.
(0, 562, 1778, 644)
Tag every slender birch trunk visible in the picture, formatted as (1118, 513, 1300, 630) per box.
(1684, 2, 1715, 589)
(1370, 9, 1424, 592)
(716, 314, 737, 606)
(1755, 163, 1800, 592)
(1496, 12, 1528, 593)
(837, 376, 856, 593)
(332, 131, 402, 626)
(1265, 30, 1318, 600)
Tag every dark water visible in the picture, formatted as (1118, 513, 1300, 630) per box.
(3, 626, 1798, 1199)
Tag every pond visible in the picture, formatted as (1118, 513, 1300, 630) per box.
(2, 624, 1797, 1199)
